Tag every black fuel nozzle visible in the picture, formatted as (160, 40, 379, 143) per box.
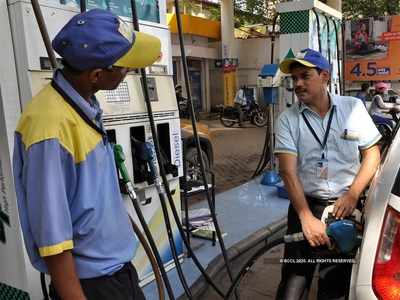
(131, 138, 157, 185)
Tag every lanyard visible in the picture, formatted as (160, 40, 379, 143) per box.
(51, 80, 107, 138)
(301, 106, 335, 155)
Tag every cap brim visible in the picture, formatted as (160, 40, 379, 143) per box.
(279, 58, 316, 74)
(114, 31, 161, 69)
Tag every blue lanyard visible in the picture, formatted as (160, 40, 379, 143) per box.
(301, 106, 335, 156)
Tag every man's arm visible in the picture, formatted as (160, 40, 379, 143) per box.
(44, 251, 86, 300)
(333, 144, 380, 219)
(278, 153, 330, 247)
(375, 94, 398, 112)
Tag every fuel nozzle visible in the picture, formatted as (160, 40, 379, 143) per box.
(131, 138, 157, 185)
(114, 144, 131, 185)
(113, 144, 137, 200)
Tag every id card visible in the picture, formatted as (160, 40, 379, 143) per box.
(316, 158, 328, 179)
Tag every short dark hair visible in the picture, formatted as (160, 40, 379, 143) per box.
(361, 82, 369, 91)
(61, 59, 85, 75)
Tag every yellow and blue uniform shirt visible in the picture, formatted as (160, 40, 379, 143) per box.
(13, 70, 137, 279)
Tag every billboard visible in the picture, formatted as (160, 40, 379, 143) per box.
(345, 16, 400, 81)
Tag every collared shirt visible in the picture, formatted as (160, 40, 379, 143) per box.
(13, 70, 137, 279)
(274, 94, 381, 199)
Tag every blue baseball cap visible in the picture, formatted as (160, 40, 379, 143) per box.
(52, 9, 161, 71)
(279, 48, 331, 74)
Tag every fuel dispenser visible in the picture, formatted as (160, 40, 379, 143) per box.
(0, 0, 183, 298)
(258, 64, 281, 185)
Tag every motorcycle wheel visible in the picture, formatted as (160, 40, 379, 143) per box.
(252, 109, 268, 127)
(220, 117, 236, 127)
(219, 110, 236, 127)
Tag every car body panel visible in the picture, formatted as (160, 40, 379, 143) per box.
(349, 128, 400, 299)
(180, 119, 214, 165)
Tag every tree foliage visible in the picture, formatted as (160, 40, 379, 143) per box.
(342, 0, 400, 19)
(234, 0, 280, 26)
(203, 0, 279, 27)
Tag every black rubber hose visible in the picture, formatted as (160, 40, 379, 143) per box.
(172, 2, 237, 298)
(40, 272, 49, 300)
(126, 183, 175, 299)
(312, 8, 322, 52)
(252, 123, 271, 178)
(341, 22, 346, 94)
(128, 215, 165, 300)
(129, 1, 193, 299)
(251, 128, 269, 178)
(252, 14, 278, 179)
(323, 14, 332, 93)
(333, 19, 342, 95)
(224, 237, 285, 299)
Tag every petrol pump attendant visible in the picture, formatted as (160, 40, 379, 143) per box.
(274, 49, 381, 300)
(13, 9, 160, 300)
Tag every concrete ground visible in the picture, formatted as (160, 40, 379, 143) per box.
(193, 118, 284, 299)
(202, 118, 267, 195)
(189, 117, 318, 300)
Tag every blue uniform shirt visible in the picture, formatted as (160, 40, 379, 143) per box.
(274, 94, 381, 199)
(13, 70, 137, 278)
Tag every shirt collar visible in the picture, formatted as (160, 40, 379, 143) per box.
(53, 69, 102, 121)
(298, 92, 337, 114)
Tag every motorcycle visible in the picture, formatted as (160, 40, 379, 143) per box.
(372, 108, 400, 153)
(218, 100, 268, 127)
(176, 93, 200, 121)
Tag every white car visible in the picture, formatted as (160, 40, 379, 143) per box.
(349, 124, 400, 299)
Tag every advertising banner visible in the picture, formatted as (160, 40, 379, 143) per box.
(345, 16, 400, 81)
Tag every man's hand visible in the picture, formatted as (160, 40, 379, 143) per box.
(333, 192, 358, 219)
(300, 213, 331, 247)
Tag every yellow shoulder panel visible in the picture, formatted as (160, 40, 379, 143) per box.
(16, 84, 102, 163)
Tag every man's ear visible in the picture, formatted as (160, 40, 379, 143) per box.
(87, 69, 103, 84)
(320, 70, 331, 84)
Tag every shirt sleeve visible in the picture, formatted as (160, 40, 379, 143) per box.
(22, 139, 76, 257)
(353, 101, 382, 149)
(374, 95, 396, 110)
(274, 111, 297, 156)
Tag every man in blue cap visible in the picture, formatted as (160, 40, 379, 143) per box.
(13, 9, 161, 300)
(274, 49, 381, 299)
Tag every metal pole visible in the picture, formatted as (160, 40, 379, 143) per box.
(31, 0, 57, 69)
(271, 14, 278, 64)
(80, 0, 86, 13)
